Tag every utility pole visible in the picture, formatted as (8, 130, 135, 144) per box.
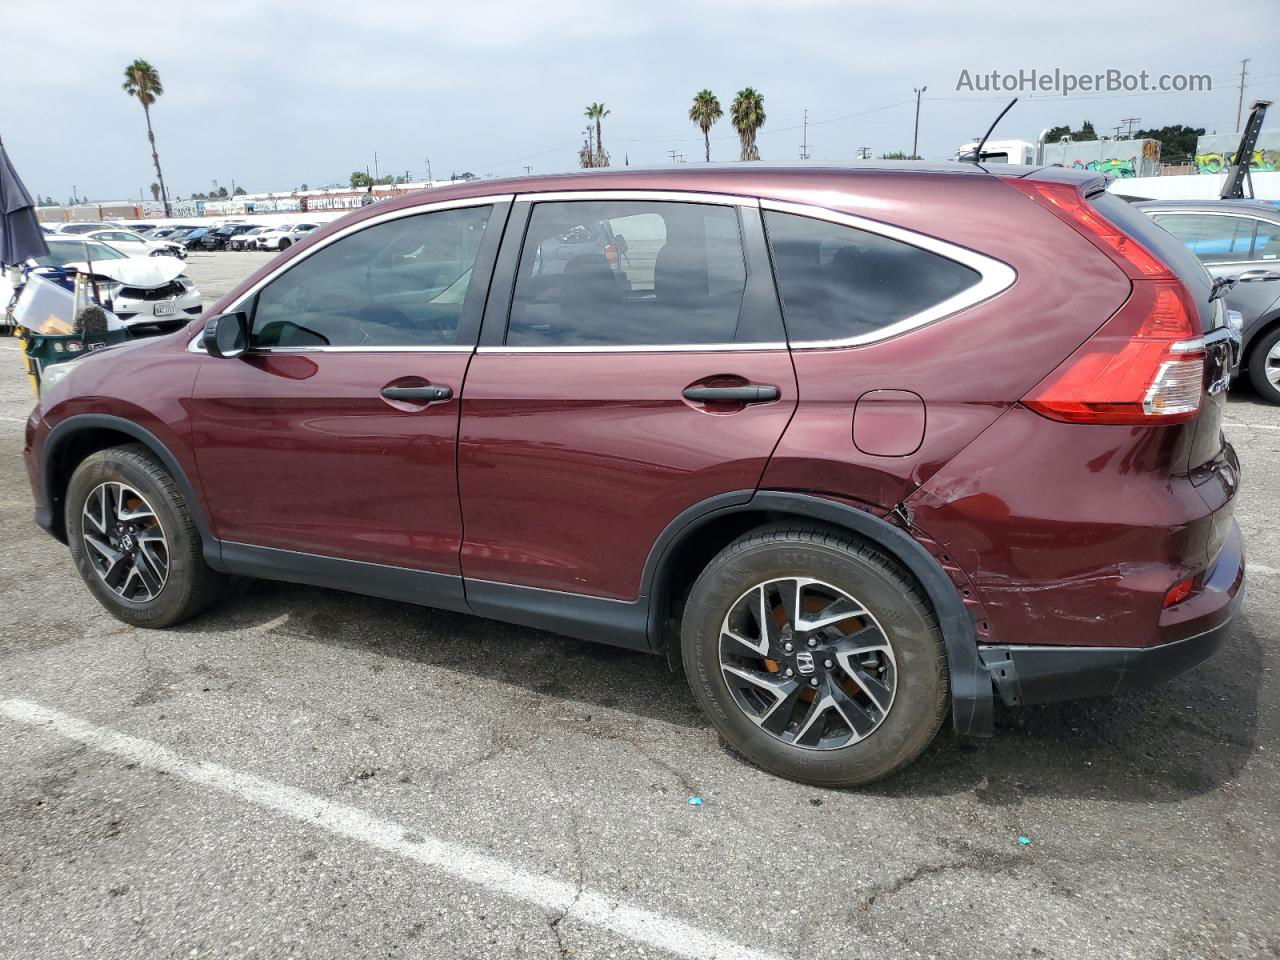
(799, 109, 811, 160)
(1112, 124, 1124, 139)
(1236, 59, 1250, 131)
(523, 165, 533, 175)
(668, 148, 680, 164)
(374, 151, 380, 182)
(856, 146, 871, 160)
(1119, 117, 1141, 138)
(912, 86, 927, 159)
(425, 157, 433, 185)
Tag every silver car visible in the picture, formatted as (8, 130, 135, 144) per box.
(1138, 199, 1280, 402)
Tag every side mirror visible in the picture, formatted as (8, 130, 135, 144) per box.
(201, 311, 250, 358)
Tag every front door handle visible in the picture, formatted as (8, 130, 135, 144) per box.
(381, 384, 453, 403)
(683, 384, 780, 404)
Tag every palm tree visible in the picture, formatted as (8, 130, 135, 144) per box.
(730, 88, 766, 161)
(122, 59, 171, 216)
(689, 90, 723, 162)
(584, 102, 610, 167)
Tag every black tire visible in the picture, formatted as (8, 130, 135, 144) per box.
(1246, 325, 1280, 404)
(681, 524, 948, 787)
(278, 239, 291, 250)
(65, 444, 225, 628)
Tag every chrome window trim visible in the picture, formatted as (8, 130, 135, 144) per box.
(477, 342, 789, 354)
(492, 190, 765, 353)
(760, 198, 1017, 350)
(514, 189, 756, 207)
(185, 193, 513, 355)
(188, 338, 473, 355)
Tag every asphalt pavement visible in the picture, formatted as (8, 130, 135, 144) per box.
(0, 252, 1275, 959)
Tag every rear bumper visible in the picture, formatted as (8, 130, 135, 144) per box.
(979, 519, 1245, 706)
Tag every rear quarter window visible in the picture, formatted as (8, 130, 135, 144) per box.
(763, 210, 981, 344)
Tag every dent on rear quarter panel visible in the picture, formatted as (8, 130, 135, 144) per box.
(904, 405, 1217, 649)
(760, 174, 1131, 511)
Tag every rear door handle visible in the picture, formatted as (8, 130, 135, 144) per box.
(682, 385, 780, 404)
(381, 385, 453, 403)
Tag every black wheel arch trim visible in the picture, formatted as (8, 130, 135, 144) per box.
(39, 414, 223, 570)
(641, 489, 994, 737)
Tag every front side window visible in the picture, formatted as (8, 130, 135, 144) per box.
(763, 210, 981, 344)
(251, 205, 492, 349)
(1153, 214, 1258, 264)
(506, 200, 750, 347)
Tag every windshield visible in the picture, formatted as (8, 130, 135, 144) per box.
(34, 240, 129, 266)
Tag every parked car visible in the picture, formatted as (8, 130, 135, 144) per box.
(82, 228, 186, 260)
(201, 223, 259, 251)
(23, 165, 1243, 787)
(256, 222, 319, 251)
(53, 222, 110, 235)
(228, 226, 267, 251)
(179, 227, 215, 251)
(1137, 199, 1280, 403)
(23, 237, 201, 330)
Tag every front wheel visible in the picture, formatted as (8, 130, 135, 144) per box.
(65, 445, 225, 628)
(681, 525, 949, 787)
(1247, 325, 1280, 404)
(278, 239, 291, 250)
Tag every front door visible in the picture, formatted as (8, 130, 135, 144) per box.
(191, 200, 507, 581)
(457, 195, 797, 602)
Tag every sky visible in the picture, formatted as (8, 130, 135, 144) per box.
(3, 0, 1278, 203)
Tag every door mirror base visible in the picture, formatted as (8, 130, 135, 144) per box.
(202, 312, 250, 358)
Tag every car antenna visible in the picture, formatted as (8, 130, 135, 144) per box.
(962, 97, 1018, 164)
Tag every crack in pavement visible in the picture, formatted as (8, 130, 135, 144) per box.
(538, 754, 587, 958)
(857, 845, 1025, 918)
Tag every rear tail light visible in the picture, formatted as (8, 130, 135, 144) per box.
(603, 242, 619, 268)
(1004, 178, 1168, 279)
(1024, 279, 1204, 425)
(1007, 177, 1204, 426)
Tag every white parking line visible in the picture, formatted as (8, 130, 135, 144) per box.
(0, 698, 782, 960)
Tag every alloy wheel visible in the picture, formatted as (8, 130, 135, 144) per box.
(81, 482, 170, 602)
(1267, 341, 1280, 387)
(719, 577, 897, 750)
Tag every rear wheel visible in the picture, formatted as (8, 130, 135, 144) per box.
(278, 239, 291, 250)
(1247, 325, 1280, 405)
(65, 445, 225, 628)
(681, 525, 948, 786)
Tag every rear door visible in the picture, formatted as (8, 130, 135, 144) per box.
(457, 192, 797, 602)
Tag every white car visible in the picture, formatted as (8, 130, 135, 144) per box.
(84, 228, 186, 260)
(256, 222, 319, 251)
(53, 222, 111, 235)
(228, 226, 268, 251)
(26, 237, 202, 330)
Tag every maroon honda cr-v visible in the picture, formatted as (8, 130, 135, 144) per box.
(23, 164, 1244, 786)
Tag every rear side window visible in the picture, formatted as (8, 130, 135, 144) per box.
(1151, 214, 1258, 264)
(763, 211, 980, 343)
(506, 200, 751, 347)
